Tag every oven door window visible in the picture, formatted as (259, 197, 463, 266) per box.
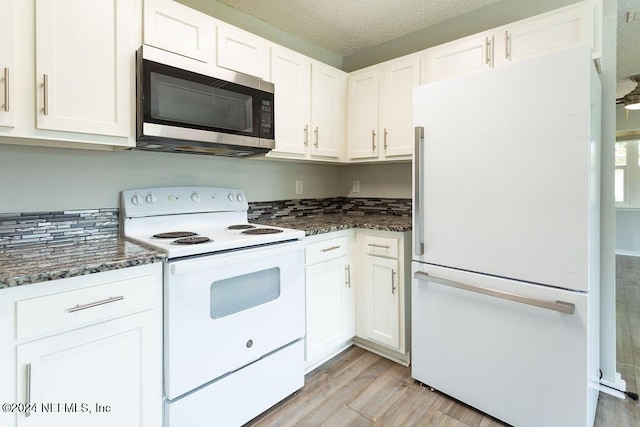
(210, 267, 281, 319)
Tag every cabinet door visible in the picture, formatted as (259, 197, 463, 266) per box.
(143, 0, 216, 63)
(217, 24, 269, 79)
(269, 45, 311, 156)
(305, 257, 355, 365)
(347, 69, 379, 160)
(423, 34, 492, 83)
(16, 311, 161, 427)
(0, 0, 14, 127)
(35, 0, 135, 137)
(311, 62, 346, 159)
(503, 2, 591, 66)
(362, 255, 400, 349)
(379, 56, 420, 159)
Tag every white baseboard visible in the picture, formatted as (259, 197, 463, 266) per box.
(615, 250, 640, 257)
(600, 372, 628, 399)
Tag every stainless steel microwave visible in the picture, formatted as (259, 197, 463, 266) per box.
(135, 45, 275, 157)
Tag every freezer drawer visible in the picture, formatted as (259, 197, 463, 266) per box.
(411, 262, 598, 427)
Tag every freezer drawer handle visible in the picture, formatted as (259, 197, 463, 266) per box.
(368, 243, 390, 249)
(67, 296, 125, 313)
(413, 271, 575, 314)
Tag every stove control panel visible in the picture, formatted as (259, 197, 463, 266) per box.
(121, 187, 249, 218)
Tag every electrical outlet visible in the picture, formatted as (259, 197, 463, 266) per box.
(352, 180, 360, 193)
(296, 180, 303, 194)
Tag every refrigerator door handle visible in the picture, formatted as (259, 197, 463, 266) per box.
(414, 127, 424, 255)
(413, 271, 575, 314)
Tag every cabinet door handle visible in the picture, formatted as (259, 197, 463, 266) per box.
(368, 243, 390, 249)
(391, 270, 396, 294)
(67, 296, 124, 313)
(321, 245, 340, 253)
(3, 67, 8, 112)
(383, 128, 388, 150)
(25, 363, 32, 418)
(505, 31, 510, 59)
(43, 74, 49, 115)
(372, 130, 376, 150)
(485, 37, 490, 64)
(345, 264, 351, 288)
(304, 125, 309, 146)
(314, 126, 319, 147)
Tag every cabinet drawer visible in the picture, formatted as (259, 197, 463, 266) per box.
(306, 236, 349, 264)
(16, 273, 157, 340)
(364, 235, 399, 258)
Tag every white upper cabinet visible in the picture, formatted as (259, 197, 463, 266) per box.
(268, 45, 346, 161)
(269, 45, 311, 156)
(499, 2, 593, 66)
(310, 62, 346, 158)
(35, 0, 135, 137)
(347, 68, 379, 160)
(378, 55, 420, 159)
(423, 1, 596, 83)
(0, 0, 14, 128)
(143, 0, 216, 63)
(347, 54, 419, 161)
(217, 23, 269, 79)
(423, 33, 493, 82)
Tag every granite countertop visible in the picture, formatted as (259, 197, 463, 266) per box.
(0, 238, 165, 288)
(255, 213, 412, 235)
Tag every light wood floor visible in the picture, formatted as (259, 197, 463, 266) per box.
(246, 255, 640, 427)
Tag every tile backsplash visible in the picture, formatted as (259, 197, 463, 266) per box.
(1, 198, 411, 248)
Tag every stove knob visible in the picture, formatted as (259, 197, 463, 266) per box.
(228, 193, 235, 202)
(146, 193, 158, 204)
(236, 193, 244, 202)
(191, 192, 201, 203)
(131, 195, 142, 206)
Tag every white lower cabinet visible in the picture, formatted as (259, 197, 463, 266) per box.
(355, 230, 411, 365)
(0, 263, 162, 427)
(304, 228, 411, 369)
(304, 231, 355, 371)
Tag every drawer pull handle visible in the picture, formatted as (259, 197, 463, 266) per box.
(368, 243, 390, 249)
(25, 363, 31, 418)
(67, 296, 124, 313)
(321, 245, 341, 252)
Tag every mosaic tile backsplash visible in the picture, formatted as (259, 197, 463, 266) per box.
(0, 198, 411, 249)
(247, 197, 411, 221)
(0, 209, 119, 248)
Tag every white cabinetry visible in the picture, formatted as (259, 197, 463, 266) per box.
(269, 45, 346, 161)
(143, 0, 215, 63)
(36, 0, 135, 137)
(0, 0, 140, 149)
(355, 230, 411, 365)
(217, 23, 269, 79)
(347, 55, 419, 162)
(0, 264, 162, 427)
(423, 1, 595, 83)
(0, 0, 14, 128)
(304, 231, 355, 371)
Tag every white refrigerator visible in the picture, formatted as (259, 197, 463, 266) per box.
(411, 46, 600, 427)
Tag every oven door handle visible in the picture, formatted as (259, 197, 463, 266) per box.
(170, 241, 306, 275)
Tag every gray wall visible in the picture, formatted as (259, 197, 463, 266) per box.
(0, 143, 412, 213)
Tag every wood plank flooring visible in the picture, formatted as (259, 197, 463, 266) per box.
(246, 255, 640, 426)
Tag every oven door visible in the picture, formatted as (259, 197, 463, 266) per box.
(164, 241, 305, 400)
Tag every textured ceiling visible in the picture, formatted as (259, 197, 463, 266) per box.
(617, 0, 640, 97)
(213, 0, 639, 96)
(216, 0, 500, 56)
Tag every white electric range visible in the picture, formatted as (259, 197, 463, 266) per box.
(120, 186, 306, 427)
